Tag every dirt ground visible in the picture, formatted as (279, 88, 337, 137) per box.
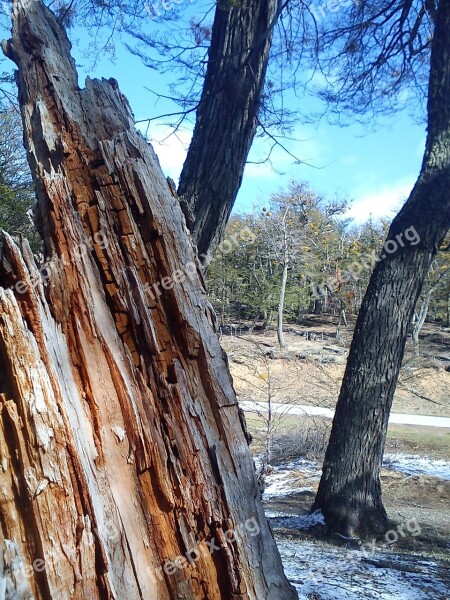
(221, 315, 450, 417)
(264, 465, 450, 557)
(220, 316, 450, 575)
(245, 413, 450, 557)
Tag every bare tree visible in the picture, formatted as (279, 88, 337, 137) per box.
(411, 258, 449, 355)
(232, 346, 292, 479)
(260, 188, 308, 349)
(0, 103, 40, 250)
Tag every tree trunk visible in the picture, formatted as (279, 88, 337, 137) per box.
(336, 300, 347, 341)
(412, 290, 432, 356)
(277, 261, 288, 350)
(260, 365, 274, 480)
(313, 0, 450, 538)
(178, 0, 279, 260)
(0, 2, 297, 599)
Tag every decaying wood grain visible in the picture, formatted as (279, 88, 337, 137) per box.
(0, 1, 297, 598)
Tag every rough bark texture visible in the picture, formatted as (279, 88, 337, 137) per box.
(0, 1, 297, 598)
(313, 0, 450, 537)
(178, 0, 279, 260)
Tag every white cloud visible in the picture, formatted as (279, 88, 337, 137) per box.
(346, 178, 415, 223)
(415, 137, 426, 159)
(137, 122, 324, 193)
(137, 122, 192, 182)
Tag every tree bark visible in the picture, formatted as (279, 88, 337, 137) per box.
(178, 0, 279, 260)
(312, 0, 450, 537)
(0, 2, 297, 598)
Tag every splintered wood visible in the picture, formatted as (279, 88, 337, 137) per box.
(0, 1, 296, 598)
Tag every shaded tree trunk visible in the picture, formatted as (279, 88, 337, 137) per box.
(178, 0, 279, 260)
(313, 0, 450, 537)
(0, 2, 297, 598)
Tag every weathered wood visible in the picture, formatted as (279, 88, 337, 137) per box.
(0, 1, 297, 598)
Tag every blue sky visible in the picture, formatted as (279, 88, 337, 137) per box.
(1, 2, 427, 224)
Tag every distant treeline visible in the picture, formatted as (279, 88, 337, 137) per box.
(206, 183, 450, 329)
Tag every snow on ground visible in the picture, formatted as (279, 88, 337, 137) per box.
(261, 452, 450, 503)
(383, 453, 450, 480)
(268, 510, 325, 529)
(262, 458, 319, 498)
(278, 539, 450, 599)
(263, 472, 312, 498)
(262, 454, 450, 597)
(241, 401, 450, 428)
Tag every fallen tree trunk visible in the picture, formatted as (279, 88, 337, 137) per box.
(0, 1, 296, 598)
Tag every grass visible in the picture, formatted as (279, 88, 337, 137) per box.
(386, 425, 450, 460)
(245, 411, 450, 462)
(245, 409, 450, 557)
(245, 413, 331, 463)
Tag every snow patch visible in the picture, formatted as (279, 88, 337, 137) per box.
(383, 453, 450, 480)
(263, 472, 311, 498)
(270, 510, 325, 530)
(279, 539, 449, 599)
(262, 458, 320, 498)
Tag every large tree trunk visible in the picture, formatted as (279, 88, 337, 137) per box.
(0, 2, 297, 598)
(178, 0, 279, 260)
(312, 0, 450, 538)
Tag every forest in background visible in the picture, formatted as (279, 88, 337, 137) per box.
(1, 103, 449, 354)
(205, 185, 450, 342)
